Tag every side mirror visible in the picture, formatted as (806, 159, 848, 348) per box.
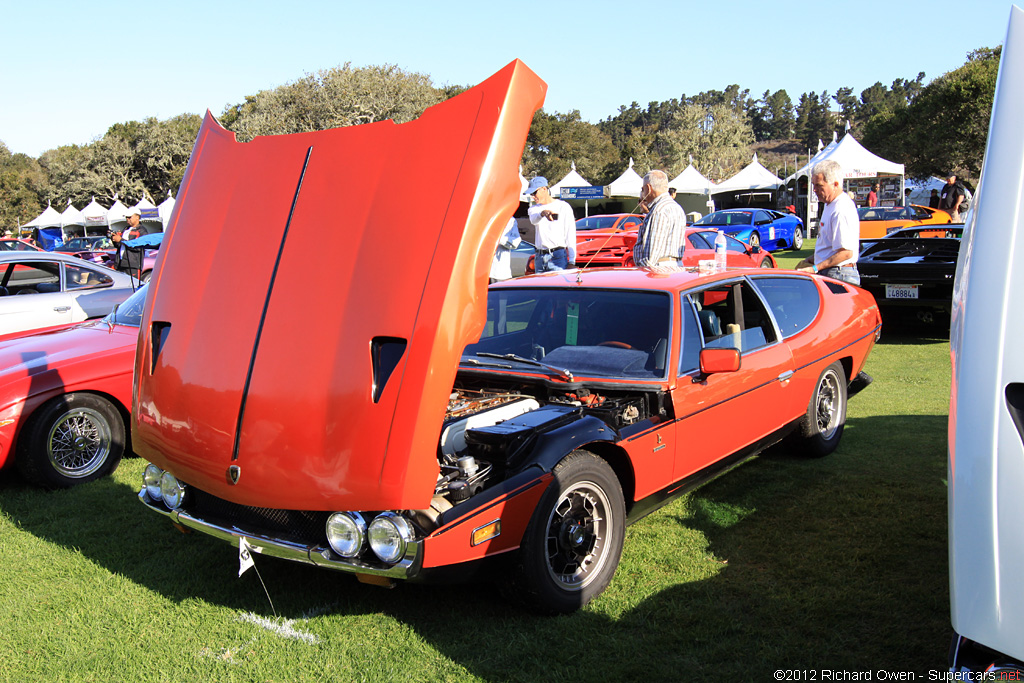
(693, 347, 741, 383)
(749, 244, 762, 254)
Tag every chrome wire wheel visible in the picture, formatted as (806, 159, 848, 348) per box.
(544, 479, 613, 590)
(46, 406, 113, 479)
(814, 367, 843, 441)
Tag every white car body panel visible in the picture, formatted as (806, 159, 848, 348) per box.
(948, 4, 1024, 663)
(0, 253, 137, 335)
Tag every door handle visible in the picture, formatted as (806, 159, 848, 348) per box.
(53, 306, 71, 312)
(778, 370, 794, 382)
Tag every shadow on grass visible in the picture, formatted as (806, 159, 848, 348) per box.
(0, 412, 951, 682)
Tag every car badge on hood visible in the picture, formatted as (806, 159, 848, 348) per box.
(228, 465, 241, 485)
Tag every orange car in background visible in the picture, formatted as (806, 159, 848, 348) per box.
(858, 205, 952, 239)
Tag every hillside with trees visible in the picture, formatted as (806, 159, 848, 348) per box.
(0, 48, 1002, 231)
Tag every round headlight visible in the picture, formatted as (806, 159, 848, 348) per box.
(326, 512, 367, 558)
(144, 464, 163, 502)
(160, 471, 187, 510)
(368, 512, 415, 564)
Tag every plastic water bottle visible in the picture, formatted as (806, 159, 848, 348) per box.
(714, 230, 728, 273)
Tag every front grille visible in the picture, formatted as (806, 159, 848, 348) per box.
(182, 487, 330, 548)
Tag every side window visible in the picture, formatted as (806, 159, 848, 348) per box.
(623, 218, 641, 230)
(755, 211, 771, 225)
(6, 261, 60, 294)
(689, 232, 713, 250)
(679, 296, 702, 375)
(692, 280, 777, 353)
(724, 234, 747, 253)
(751, 276, 821, 338)
(65, 263, 113, 290)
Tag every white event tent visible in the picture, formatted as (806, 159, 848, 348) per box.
(606, 158, 643, 198)
(82, 197, 109, 230)
(669, 164, 717, 195)
(158, 191, 177, 226)
(550, 162, 592, 198)
(23, 203, 63, 230)
(59, 200, 86, 237)
(107, 198, 130, 225)
(905, 176, 946, 206)
(668, 164, 718, 219)
(712, 154, 783, 209)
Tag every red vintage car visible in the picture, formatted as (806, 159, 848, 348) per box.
(0, 284, 146, 488)
(575, 227, 777, 269)
(132, 61, 879, 613)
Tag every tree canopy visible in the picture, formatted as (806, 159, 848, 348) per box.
(1, 48, 1004, 232)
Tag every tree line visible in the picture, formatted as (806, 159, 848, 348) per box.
(0, 49, 1000, 231)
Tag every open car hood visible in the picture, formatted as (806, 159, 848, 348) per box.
(132, 60, 546, 511)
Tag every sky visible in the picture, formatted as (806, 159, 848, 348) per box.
(0, 0, 1016, 158)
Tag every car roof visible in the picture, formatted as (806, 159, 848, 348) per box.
(491, 265, 797, 293)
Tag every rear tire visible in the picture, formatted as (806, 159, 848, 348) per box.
(791, 362, 846, 457)
(759, 257, 775, 268)
(508, 451, 625, 614)
(15, 393, 125, 488)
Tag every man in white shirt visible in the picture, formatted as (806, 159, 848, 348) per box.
(797, 159, 861, 286)
(526, 176, 575, 272)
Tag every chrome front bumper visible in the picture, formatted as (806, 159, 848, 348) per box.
(138, 488, 423, 580)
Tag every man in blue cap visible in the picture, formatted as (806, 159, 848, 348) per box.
(526, 176, 576, 272)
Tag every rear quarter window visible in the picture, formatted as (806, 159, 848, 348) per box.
(751, 276, 821, 338)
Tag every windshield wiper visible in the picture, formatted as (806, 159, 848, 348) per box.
(475, 353, 574, 382)
(461, 357, 513, 370)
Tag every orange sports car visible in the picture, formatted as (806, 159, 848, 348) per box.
(857, 205, 952, 239)
(131, 60, 879, 615)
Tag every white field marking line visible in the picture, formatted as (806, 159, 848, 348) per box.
(238, 611, 320, 645)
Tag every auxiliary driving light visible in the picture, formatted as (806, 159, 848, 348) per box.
(367, 512, 414, 564)
(159, 471, 187, 510)
(326, 512, 367, 558)
(144, 464, 163, 502)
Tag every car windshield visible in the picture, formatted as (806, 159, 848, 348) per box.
(694, 211, 752, 227)
(576, 216, 624, 231)
(858, 207, 912, 221)
(65, 237, 113, 251)
(105, 284, 148, 327)
(462, 288, 672, 380)
(1, 240, 37, 252)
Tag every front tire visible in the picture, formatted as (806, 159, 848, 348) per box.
(15, 393, 126, 488)
(791, 227, 804, 251)
(792, 362, 847, 457)
(748, 232, 761, 248)
(509, 451, 625, 614)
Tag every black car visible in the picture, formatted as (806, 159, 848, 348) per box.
(857, 225, 962, 325)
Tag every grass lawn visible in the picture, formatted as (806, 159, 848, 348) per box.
(0, 241, 953, 681)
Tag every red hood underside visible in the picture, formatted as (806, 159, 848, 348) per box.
(132, 60, 546, 511)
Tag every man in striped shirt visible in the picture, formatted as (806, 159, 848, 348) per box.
(632, 170, 687, 267)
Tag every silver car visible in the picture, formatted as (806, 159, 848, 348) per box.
(0, 251, 138, 336)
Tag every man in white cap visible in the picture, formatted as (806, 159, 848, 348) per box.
(114, 208, 142, 243)
(526, 176, 576, 272)
(111, 208, 143, 277)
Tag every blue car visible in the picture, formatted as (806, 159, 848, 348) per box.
(693, 209, 804, 252)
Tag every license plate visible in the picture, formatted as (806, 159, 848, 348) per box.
(885, 284, 919, 299)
